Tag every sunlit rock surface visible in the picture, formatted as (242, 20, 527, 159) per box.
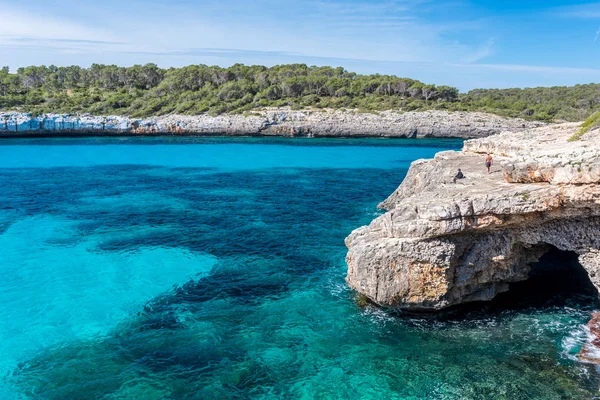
(346, 122, 600, 310)
(0, 109, 543, 138)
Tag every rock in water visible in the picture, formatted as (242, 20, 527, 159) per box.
(345, 122, 600, 310)
(579, 312, 600, 364)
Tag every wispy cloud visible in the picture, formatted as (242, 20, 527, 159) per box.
(8, 37, 126, 45)
(455, 62, 600, 75)
(5, 0, 596, 90)
(552, 2, 600, 18)
(0, 5, 125, 57)
(305, 0, 431, 15)
(0, 36, 128, 56)
(1, 0, 494, 67)
(124, 48, 302, 58)
(0, 8, 114, 42)
(462, 38, 496, 63)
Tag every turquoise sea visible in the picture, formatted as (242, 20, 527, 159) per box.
(0, 137, 598, 399)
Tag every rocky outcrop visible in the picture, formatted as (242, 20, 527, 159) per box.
(0, 109, 543, 139)
(579, 312, 600, 363)
(346, 122, 600, 311)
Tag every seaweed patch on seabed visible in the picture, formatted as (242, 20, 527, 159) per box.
(10, 258, 600, 398)
(10, 257, 600, 400)
(9, 254, 300, 399)
(3, 140, 600, 399)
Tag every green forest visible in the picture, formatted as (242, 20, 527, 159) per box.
(0, 63, 598, 122)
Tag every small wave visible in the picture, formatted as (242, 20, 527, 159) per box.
(561, 324, 588, 361)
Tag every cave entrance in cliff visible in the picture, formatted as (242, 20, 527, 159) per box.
(492, 246, 599, 309)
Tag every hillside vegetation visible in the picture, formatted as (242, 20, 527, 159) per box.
(569, 112, 600, 141)
(0, 63, 598, 121)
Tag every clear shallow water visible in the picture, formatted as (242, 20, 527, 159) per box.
(0, 137, 598, 399)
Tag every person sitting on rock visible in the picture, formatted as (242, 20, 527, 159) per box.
(453, 168, 465, 183)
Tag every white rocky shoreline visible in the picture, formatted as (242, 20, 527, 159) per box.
(0, 109, 543, 139)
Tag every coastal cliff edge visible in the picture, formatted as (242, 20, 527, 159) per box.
(0, 109, 542, 138)
(345, 122, 600, 362)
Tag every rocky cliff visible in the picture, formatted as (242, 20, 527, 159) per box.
(346, 122, 600, 311)
(0, 109, 543, 139)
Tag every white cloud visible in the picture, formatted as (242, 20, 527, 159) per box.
(0, 5, 128, 58)
(0, 0, 506, 86)
(0, 8, 114, 42)
(0, 0, 496, 68)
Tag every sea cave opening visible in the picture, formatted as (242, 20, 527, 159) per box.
(491, 246, 599, 310)
(397, 246, 600, 322)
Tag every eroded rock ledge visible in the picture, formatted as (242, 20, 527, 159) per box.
(0, 109, 542, 139)
(346, 122, 600, 311)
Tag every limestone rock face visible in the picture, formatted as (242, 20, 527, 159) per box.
(0, 109, 542, 139)
(346, 123, 600, 310)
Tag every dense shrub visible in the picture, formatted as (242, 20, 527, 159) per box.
(0, 63, 598, 121)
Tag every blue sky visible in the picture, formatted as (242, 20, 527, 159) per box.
(2, 0, 600, 90)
